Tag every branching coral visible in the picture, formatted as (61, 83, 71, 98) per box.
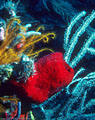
(0, 18, 55, 65)
(64, 11, 95, 68)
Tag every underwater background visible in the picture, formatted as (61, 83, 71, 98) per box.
(0, 0, 95, 120)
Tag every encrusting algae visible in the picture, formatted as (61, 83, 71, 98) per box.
(0, 17, 55, 65)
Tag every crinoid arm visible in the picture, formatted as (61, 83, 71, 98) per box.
(0, 17, 55, 65)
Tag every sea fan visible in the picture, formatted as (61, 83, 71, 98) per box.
(63, 10, 95, 93)
(64, 10, 95, 68)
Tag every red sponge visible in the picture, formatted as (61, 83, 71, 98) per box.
(11, 52, 74, 103)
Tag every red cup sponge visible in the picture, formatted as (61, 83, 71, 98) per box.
(11, 52, 74, 103)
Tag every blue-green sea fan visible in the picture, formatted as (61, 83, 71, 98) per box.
(64, 10, 95, 68)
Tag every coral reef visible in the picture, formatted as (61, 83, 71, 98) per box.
(1, 0, 95, 119)
(0, 17, 55, 65)
(12, 54, 35, 83)
(27, 11, 95, 120)
(0, 64, 13, 83)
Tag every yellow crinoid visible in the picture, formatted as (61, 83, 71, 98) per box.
(0, 18, 55, 65)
